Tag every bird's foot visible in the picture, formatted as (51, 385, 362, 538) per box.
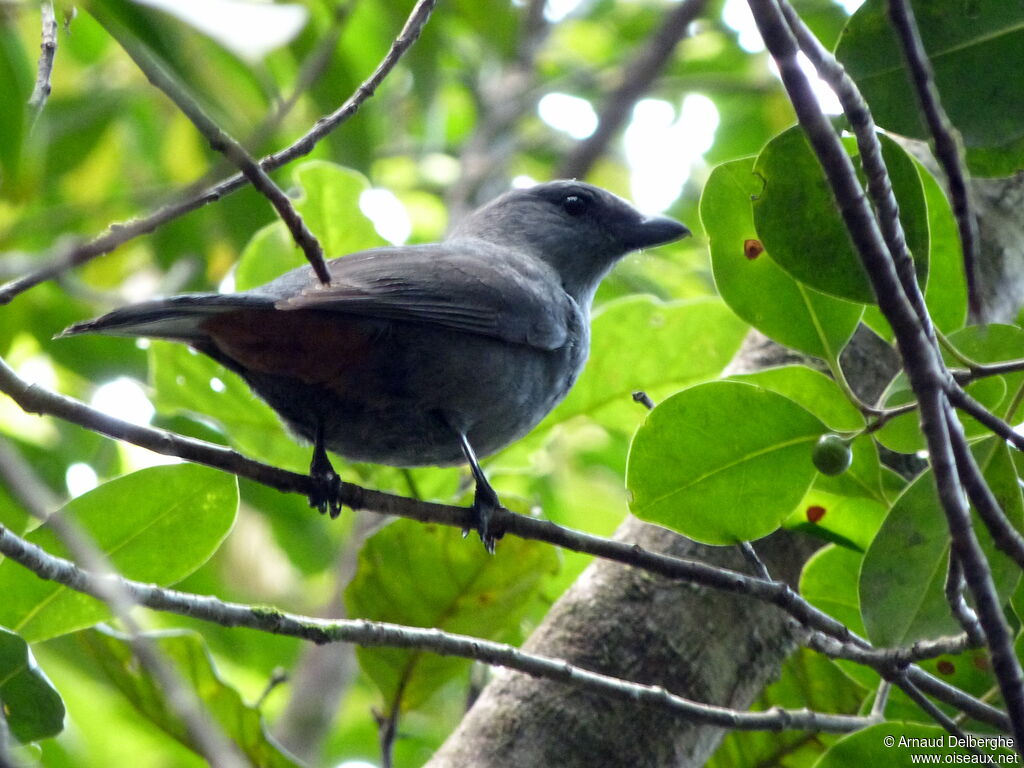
(465, 480, 505, 554)
(309, 441, 343, 519)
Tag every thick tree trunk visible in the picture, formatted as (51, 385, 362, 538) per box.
(427, 521, 816, 768)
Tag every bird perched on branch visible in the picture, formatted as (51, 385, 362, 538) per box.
(62, 180, 689, 550)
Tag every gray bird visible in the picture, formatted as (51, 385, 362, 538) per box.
(62, 180, 689, 549)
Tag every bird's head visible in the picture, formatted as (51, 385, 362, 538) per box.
(451, 180, 690, 304)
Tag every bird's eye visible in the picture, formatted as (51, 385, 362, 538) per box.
(562, 194, 587, 216)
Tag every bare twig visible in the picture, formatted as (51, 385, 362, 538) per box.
(888, 0, 980, 318)
(947, 384, 1024, 452)
(632, 390, 655, 410)
(946, 410, 1024, 570)
(0, 523, 880, 736)
(870, 681, 891, 719)
(104, 26, 330, 286)
(780, 1, 935, 346)
(189, 4, 356, 202)
(738, 541, 771, 581)
(895, 678, 990, 758)
(0, 0, 437, 304)
(48, 517, 250, 767)
(27, 0, 58, 128)
(944, 553, 985, 646)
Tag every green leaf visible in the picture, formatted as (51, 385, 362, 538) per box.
(836, 0, 1024, 176)
(78, 627, 300, 767)
(234, 161, 385, 290)
(150, 341, 311, 472)
(786, 483, 888, 553)
(752, 127, 929, 304)
(234, 223, 300, 294)
(876, 324, 1024, 452)
(536, 296, 748, 435)
(919, 160, 968, 333)
(291, 162, 386, 258)
(708, 648, 863, 768)
(799, 545, 879, 689)
(346, 519, 557, 710)
(0, 627, 65, 743)
(729, 364, 864, 432)
(626, 381, 826, 544)
(702, 157, 863, 359)
(0, 24, 33, 196)
(860, 439, 1023, 646)
(0, 465, 237, 642)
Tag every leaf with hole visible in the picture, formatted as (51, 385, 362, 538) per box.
(752, 127, 929, 304)
(702, 156, 862, 359)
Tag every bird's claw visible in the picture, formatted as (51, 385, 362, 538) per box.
(465, 481, 504, 554)
(309, 449, 343, 518)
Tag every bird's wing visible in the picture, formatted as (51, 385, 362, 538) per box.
(267, 240, 574, 351)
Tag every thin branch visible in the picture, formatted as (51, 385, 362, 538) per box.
(944, 553, 985, 646)
(895, 678, 990, 758)
(377, 687, 404, 768)
(888, 0, 981, 318)
(0, 0, 437, 304)
(927, 390, 1024, 749)
(805, 628, 1008, 731)
(27, 0, 58, 128)
(0, 523, 878, 736)
(48, 517, 250, 767)
(780, 0, 936, 346)
(738, 541, 772, 580)
(182, 3, 355, 208)
(907, 666, 1010, 732)
(959, 358, 1024, 383)
(870, 681, 891, 720)
(557, 0, 709, 180)
(863, 401, 918, 433)
(245, 3, 353, 151)
(947, 384, 1024, 452)
(105, 25, 329, 286)
(946, 409, 1024, 570)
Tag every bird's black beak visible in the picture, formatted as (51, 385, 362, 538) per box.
(622, 214, 691, 250)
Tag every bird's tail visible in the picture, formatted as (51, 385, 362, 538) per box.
(57, 294, 273, 341)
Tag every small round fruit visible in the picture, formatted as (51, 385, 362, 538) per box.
(812, 434, 852, 476)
